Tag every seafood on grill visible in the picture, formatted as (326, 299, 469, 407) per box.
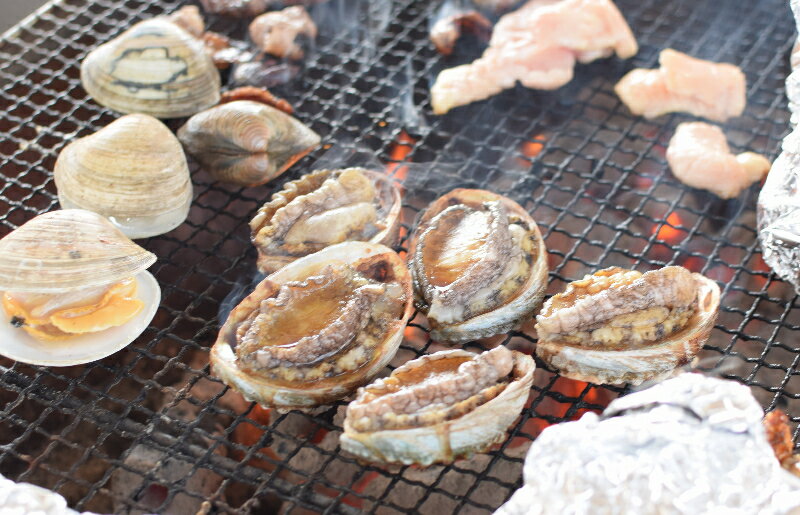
(168, 6, 247, 70)
(199, 0, 328, 17)
(210, 242, 413, 412)
(220, 86, 294, 114)
(615, 49, 746, 122)
(430, 10, 492, 56)
(81, 18, 220, 118)
(1, 473, 82, 514)
(409, 189, 548, 343)
(54, 114, 193, 239)
(535, 266, 720, 385)
(168, 5, 205, 38)
(666, 122, 771, 199)
(177, 100, 320, 187)
(430, 0, 638, 114)
(341, 346, 535, 466)
(496, 374, 800, 515)
(249, 6, 317, 60)
(764, 410, 800, 478)
(250, 168, 402, 274)
(0, 210, 159, 366)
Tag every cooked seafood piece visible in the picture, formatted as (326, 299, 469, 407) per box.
(615, 49, 746, 122)
(249, 6, 317, 60)
(764, 410, 800, 478)
(210, 242, 412, 412)
(409, 189, 548, 343)
(496, 374, 800, 515)
(81, 19, 220, 118)
(430, 0, 637, 114)
(0, 210, 160, 365)
(535, 266, 720, 385)
(666, 122, 771, 199)
(54, 114, 193, 239)
(250, 168, 402, 274)
(177, 100, 320, 187)
(200, 0, 270, 17)
(341, 346, 535, 465)
(220, 86, 293, 114)
(430, 11, 492, 56)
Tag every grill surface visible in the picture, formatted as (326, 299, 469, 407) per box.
(1, 0, 799, 513)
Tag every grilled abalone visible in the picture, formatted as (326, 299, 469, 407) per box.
(250, 168, 402, 274)
(535, 266, 720, 385)
(409, 189, 548, 343)
(210, 242, 412, 412)
(341, 346, 534, 466)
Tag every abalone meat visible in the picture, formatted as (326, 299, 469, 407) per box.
(250, 168, 401, 274)
(0, 210, 160, 366)
(535, 266, 720, 385)
(210, 242, 412, 412)
(177, 100, 320, 187)
(409, 189, 548, 343)
(54, 114, 193, 239)
(341, 346, 535, 466)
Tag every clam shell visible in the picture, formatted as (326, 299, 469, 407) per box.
(408, 189, 549, 342)
(251, 168, 402, 274)
(54, 114, 193, 239)
(535, 273, 721, 385)
(210, 241, 413, 412)
(177, 100, 321, 187)
(81, 19, 221, 118)
(0, 210, 156, 293)
(340, 348, 535, 466)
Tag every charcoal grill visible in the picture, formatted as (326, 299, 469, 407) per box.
(1, 0, 799, 512)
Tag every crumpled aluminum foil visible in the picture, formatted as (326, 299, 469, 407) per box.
(495, 374, 800, 515)
(757, 0, 800, 294)
(0, 474, 95, 515)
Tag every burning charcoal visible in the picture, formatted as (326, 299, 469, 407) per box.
(430, 10, 492, 56)
(497, 374, 800, 514)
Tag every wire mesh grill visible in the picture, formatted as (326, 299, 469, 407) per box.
(0, 0, 799, 512)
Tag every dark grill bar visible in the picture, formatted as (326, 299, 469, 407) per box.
(0, 0, 798, 512)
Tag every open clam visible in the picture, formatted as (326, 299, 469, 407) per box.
(177, 100, 320, 187)
(0, 210, 160, 366)
(250, 168, 402, 274)
(341, 346, 535, 466)
(54, 114, 193, 239)
(210, 242, 413, 412)
(409, 189, 548, 343)
(81, 18, 220, 118)
(535, 266, 721, 385)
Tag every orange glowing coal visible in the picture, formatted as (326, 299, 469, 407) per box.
(653, 212, 685, 243)
(516, 133, 547, 168)
(385, 131, 417, 181)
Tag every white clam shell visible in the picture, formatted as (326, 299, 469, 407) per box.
(54, 114, 193, 239)
(81, 19, 220, 118)
(340, 349, 535, 466)
(0, 271, 160, 367)
(0, 209, 156, 293)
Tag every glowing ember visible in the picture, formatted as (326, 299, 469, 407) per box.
(385, 131, 417, 181)
(516, 134, 547, 168)
(652, 212, 685, 243)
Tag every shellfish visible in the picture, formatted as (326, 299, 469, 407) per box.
(0, 210, 160, 366)
(54, 114, 193, 239)
(177, 100, 320, 187)
(341, 346, 535, 466)
(210, 242, 412, 412)
(409, 189, 548, 343)
(250, 168, 402, 274)
(535, 266, 720, 385)
(81, 18, 221, 118)
(249, 6, 317, 60)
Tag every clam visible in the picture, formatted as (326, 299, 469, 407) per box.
(0, 210, 160, 366)
(535, 266, 721, 385)
(81, 18, 220, 118)
(409, 189, 548, 343)
(341, 346, 535, 466)
(177, 100, 320, 187)
(250, 168, 402, 274)
(210, 241, 413, 412)
(54, 114, 193, 239)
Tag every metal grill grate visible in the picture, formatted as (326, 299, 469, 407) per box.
(1, 0, 799, 512)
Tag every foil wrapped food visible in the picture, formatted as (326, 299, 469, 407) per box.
(757, 0, 800, 294)
(0, 474, 93, 515)
(495, 374, 800, 515)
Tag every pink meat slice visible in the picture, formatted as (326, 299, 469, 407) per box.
(615, 49, 746, 122)
(666, 122, 771, 199)
(430, 0, 638, 115)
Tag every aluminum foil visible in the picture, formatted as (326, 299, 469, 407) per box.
(0, 474, 95, 515)
(495, 374, 800, 515)
(757, 0, 800, 294)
